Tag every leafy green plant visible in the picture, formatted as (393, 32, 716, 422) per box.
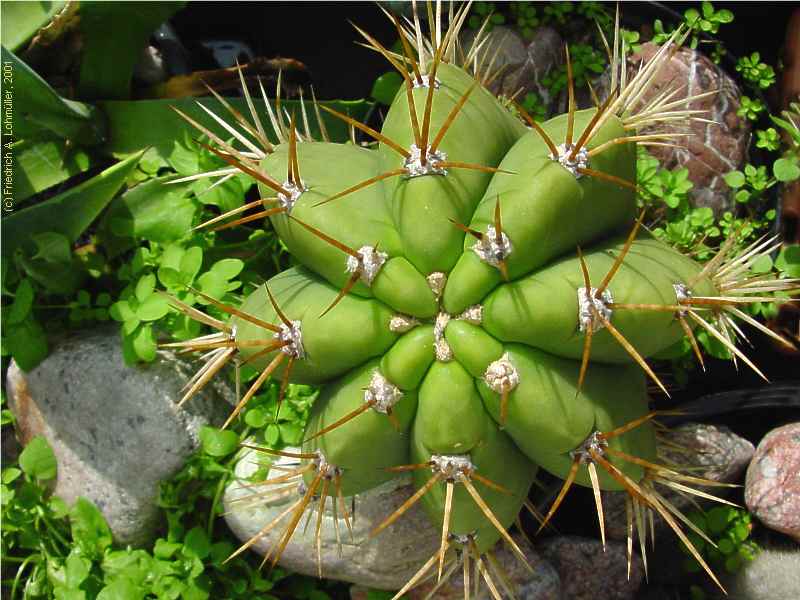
(467, 2, 504, 31)
(509, 2, 539, 40)
(2, 384, 333, 600)
(620, 29, 642, 55)
(755, 128, 780, 152)
(682, 506, 760, 600)
(2, 3, 369, 374)
(574, 2, 612, 31)
(770, 103, 800, 183)
(637, 149, 694, 211)
(736, 52, 776, 90)
(542, 1, 574, 25)
(519, 92, 548, 122)
(737, 96, 766, 122)
(652, 1, 732, 62)
(542, 43, 605, 94)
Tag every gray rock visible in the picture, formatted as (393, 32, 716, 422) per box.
(461, 25, 564, 114)
(5, 326, 232, 546)
(538, 536, 644, 600)
(224, 446, 440, 590)
(461, 26, 527, 95)
(661, 422, 756, 482)
(745, 422, 800, 541)
(523, 27, 564, 112)
(603, 422, 754, 541)
(727, 546, 800, 600)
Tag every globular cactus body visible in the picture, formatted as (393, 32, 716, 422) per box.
(168, 4, 799, 596)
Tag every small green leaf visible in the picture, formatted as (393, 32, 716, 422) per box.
(8, 279, 35, 325)
(2, 467, 22, 484)
(774, 157, 800, 182)
(180, 247, 204, 283)
(183, 526, 211, 559)
(199, 426, 239, 457)
(196, 271, 227, 302)
(264, 424, 280, 446)
(132, 324, 157, 361)
(775, 245, 800, 277)
(210, 258, 245, 281)
(19, 436, 57, 480)
(70, 497, 113, 558)
(210, 541, 235, 565)
(279, 422, 303, 445)
(135, 294, 170, 321)
(65, 551, 92, 588)
(245, 408, 268, 428)
(723, 171, 746, 188)
(135, 274, 156, 302)
(370, 71, 404, 105)
(750, 253, 773, 274)
(154, 538, 182, 559)
(122, 316, 141, 335)
(157, 267, 182, 290)
(31, 232, 73, 264)
(717, 9, 734, 23)
(707, 506, 734, 534)
(97, 578, 146, 600)
(6, 316, 49, 371)
(99, 175, 197, 258)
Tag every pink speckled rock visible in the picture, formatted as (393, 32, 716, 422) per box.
(745, 423, 800, 541)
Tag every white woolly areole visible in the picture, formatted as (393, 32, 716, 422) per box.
(277, 180, 307, 212)
(577, 287, 613, 333)
(472, 225, 513, 268)
(431, 454, 474, 480)
(552, 143, 589, 178)
(276, 320, 305, 358)
(412, 74, 441, 89)
(673, 282, 692, 303)
(312, 450, 341, 479)
(484, 353, 519, 394)
(345, 246, 387, 285)
(389, 314, 419, 333)
(404, 144, 447, 178)
(673, 282, 692, 315)
(364, 371, 403, 414)
(458, 305, 483, 325)
(571, 431, 608, 464)
(449, 533, 474, 546)
(427, 272, 447, 299)
(433, 312, 453, 362)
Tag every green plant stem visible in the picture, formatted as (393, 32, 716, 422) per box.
(10, 554, 37, 600)
(36, 508, 70, 551)
(207, 472, 229, 537)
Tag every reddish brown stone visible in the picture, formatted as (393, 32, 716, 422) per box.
(745, 422, 800, 541)
(628, 43, 750, 216)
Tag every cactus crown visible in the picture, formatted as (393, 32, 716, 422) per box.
(164, 2, 798, 597)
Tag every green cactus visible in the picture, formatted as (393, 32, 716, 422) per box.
(165, 4, 797, 597)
